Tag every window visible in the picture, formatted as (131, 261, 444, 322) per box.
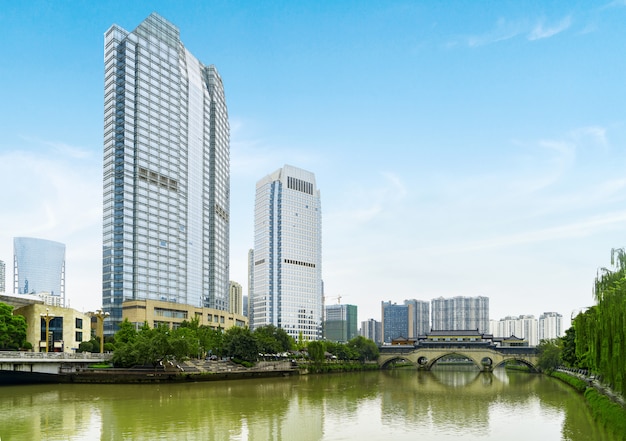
(75, 318, 83, 329)
(76, 332, 83, 342)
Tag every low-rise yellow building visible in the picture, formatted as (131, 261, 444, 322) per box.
(13, 303, 91, 353)
(122, 299, 248, 331)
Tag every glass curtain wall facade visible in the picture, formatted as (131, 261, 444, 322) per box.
(13, 237, 66, 304)
(102, 13, 230, 334)
(382, 301, 409, 343)
(431, 296, 490, 333)
(251, 165, 322, 341)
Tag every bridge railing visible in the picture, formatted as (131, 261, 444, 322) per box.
(0, 351, 112, 360)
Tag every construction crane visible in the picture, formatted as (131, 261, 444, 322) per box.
(323, 295, 343, 304)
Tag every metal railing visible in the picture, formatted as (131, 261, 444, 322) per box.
(0, 351, 112, 360)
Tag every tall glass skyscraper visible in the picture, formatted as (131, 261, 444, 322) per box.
(102, 14, 230, 334)
(251, 165, 322, 341)
(13, 237, 66, 303)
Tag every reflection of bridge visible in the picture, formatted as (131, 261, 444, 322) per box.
(378, 346, 539, 372)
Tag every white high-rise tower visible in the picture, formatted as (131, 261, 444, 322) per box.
(102, 13, 230, 334)
(251, 165, 322, 341)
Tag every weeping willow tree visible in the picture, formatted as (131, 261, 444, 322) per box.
(575, 248, 626, 398)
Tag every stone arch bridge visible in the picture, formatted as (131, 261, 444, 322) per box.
(378, 345, 539, 372)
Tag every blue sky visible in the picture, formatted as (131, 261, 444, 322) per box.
(2, 1, 626, 327)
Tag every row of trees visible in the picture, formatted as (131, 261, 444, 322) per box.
(570, 249, 626, 398)
(538, 249, 626, 399)
(108, 317, 379, 368)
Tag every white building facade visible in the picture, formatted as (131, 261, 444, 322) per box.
(494, 315, 538, 346)
(538, 312, 563, 341)
(250, 165, 322, 341)
(102, 13, 230, 334)
(431, 296, 490, 333)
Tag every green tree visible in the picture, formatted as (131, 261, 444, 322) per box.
(573, 248, 626, 397)
(198, 325, 224, 357)
(223, 327, 258, 363)
(253, 325, 294, 354)
(77, 338, 99, 353)
(347, 336, 380, 362)
(115, 319, 138, 345)
(306, 340, 325, 363)
(536, 339, 562, 372)
(560, 326, 577, 368)
(0, 302, 28, 350)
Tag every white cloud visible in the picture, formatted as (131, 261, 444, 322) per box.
(463, 15, 572, 48)
(466, 18, 524, 47)
(528, 16, 572, 40)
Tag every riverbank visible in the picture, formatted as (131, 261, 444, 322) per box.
(1, 359, 381, 385)
(550, 369, 626, 439)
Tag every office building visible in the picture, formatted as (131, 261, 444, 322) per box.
(250, 165, 322, 341)
(324, 303, 358, 343)
(102, 14, 230, 334)
(381, 301, 409, 343)
(13, 237, 66, 306)
(122, 299, 247, 331)
(360, 318, 382, 344)
(229, 281, 243, 316)
(431, 296, 489, 333)
(538, 312, 563, 340)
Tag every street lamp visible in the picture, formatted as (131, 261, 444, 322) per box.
(40, 308, 55, 353)
(90, 309, 110, 353)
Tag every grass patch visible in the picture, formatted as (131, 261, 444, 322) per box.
(584, 387, 626, 438)
(88, 363, 112, 369)
(550, 371, 587, 393)
(505, 363, 531, 373)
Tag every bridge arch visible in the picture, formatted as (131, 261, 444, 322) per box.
(423, 351, 483, 371)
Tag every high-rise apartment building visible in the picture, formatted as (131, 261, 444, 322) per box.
(538, 312, 563, 341)
(360, 318, 382, 344)
(250, 165, 322, 341)
(102, 13, 230, 334)
(405, 299, 430, 336)
(493, 314, 538, 346)
(13, 237, 66, 305)
(431, 296, 489, 333)
(324, 304, 358, 343)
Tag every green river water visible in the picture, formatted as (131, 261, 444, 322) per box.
(0, 367, 622, 440)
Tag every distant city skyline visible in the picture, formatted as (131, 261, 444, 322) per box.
(2, 2, 626, 327)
